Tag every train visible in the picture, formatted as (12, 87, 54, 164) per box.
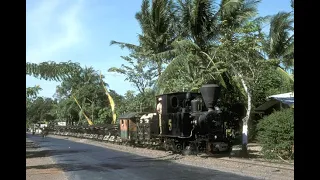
(50, 83, 241, 155)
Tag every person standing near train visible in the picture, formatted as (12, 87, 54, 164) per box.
(157, 97, 162, 134)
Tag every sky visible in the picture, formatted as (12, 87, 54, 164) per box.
(26, 0, 293, 98)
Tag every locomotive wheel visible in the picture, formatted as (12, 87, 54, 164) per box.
(164, 142, 171, 151)
(163, 139, 173, 151)
(182, 148, 190, 156)
(182, 146, 193, 156)
(174, 143, 183, 153)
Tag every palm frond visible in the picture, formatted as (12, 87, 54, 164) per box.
(26, 60, 81, 81)
(219, 0, 260, 29)
(276, 67, 294, 82)
(109, 40, 141, 52)
(268, 11, 293, 59)
(26, 85, 42, 98)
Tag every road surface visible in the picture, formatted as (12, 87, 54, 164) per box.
(26, 134, 260, 180)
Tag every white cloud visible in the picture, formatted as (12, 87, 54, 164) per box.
(26, 0, 84, 63)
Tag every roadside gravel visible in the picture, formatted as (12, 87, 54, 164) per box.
(26, 138, 68, 180)
(49, 135, 294, 180)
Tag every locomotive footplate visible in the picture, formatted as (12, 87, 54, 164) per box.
(157, 134, 180, 138)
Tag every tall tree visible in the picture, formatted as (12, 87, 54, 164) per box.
(108, 53, 157, 113)
(108, 53, 157, 94)
(53, 67, 112, 125)
(111, 0, 178, 77)
(27, 97, 57, 125)
(212, 15, 293, 155)
(158, 0, 261, 95)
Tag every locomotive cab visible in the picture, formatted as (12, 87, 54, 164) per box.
(153, 92, 203, 137)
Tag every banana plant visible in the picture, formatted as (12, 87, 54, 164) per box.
(72, 95, 93, 126)
(100, 71, 117, 124)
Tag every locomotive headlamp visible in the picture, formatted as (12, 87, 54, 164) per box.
(191, 119, 197, 125)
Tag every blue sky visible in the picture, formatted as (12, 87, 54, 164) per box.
(26, 0, 293, 98)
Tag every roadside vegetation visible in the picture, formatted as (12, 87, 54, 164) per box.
(257, 108, 294, 161)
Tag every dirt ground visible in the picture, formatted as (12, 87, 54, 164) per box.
(26, 138, 67, 180)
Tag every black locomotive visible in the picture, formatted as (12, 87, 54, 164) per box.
(147, 83, 234, 154)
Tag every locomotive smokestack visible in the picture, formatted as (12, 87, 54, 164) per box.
(200, 84, 221, 111)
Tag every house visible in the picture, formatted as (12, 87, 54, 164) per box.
(254, 92, 294, 116)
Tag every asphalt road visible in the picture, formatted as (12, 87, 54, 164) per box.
(26, 134, 259, 180)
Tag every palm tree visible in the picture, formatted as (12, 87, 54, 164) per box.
(263, 11, 294, 73)
(110, 0, 178, 77)
(158, 0, 260, 94)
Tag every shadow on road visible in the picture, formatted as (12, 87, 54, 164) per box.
(26, 148, 181, 163)
(207, 150, 262, 159)
(26, 149, 89, 159)
(26, 155, 190, 173)
(26, 162, 130, 172)
(26, 142, 39, 149)
(108, 153, 183, 162)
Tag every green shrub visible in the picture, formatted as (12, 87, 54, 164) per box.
(256, 108, 294, 160)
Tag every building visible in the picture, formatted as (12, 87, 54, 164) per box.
(254, 92, 294, 116)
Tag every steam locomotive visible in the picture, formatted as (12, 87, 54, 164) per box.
(142, 83, 236, 154)
(51, 83, 239, 155)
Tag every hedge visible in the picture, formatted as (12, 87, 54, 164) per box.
(256, 108, 294, 160)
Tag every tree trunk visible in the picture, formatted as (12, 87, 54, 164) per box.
(238, 73, 252, 158)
